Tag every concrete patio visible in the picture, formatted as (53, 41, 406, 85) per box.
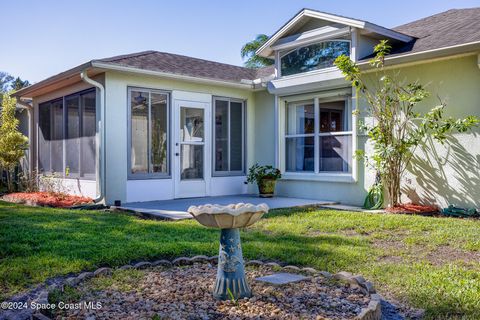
(117, 195, 337, 220)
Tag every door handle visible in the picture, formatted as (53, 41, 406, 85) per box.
(175, 152, 179, 156)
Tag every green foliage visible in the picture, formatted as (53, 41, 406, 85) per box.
(334, 40, 480, 207)
(0, 93, 29, 192)
(246, 163, 281, 185)
(240, 34, 274, 68)
(11, 77, 30, 91)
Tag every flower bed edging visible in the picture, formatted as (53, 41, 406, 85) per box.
(27, 256, 390, 320)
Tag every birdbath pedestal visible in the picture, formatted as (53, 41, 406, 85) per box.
(188, 203, 269, 300)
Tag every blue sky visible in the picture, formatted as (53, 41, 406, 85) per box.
(2, 0, 479, 83)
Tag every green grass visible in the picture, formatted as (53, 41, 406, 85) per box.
(1, 201, 479, 319)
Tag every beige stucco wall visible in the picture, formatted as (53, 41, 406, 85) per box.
(103, 71, 258, 204)
(386, 55, 480, 208)
(253, 54, 480, 208)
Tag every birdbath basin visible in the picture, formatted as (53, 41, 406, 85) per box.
(188, 203, 269, 300)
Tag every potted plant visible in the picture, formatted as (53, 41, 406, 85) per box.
(246, 164, 281, 198)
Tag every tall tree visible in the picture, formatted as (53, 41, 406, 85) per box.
(0, 93, 29, 191)
(11, 77, 30, 91)
(241, 34, 274, 69)
(0, 72, 14, 93)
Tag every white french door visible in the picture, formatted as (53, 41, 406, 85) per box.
(173, 100, 211, 198)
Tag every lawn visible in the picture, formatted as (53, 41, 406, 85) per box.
(1, 201, 479, 319)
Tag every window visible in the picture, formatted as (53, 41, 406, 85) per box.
(37, 89, 96, 179)
(280, 40, 350, 77)
(213, 97, 245, 175)
(129, 88, 169, 178)
(285, 98, 352, 174)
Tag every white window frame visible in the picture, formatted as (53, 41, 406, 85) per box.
(279, 89, 357, 183)
(277, 39, 351, 78)
(212, 96, 246, 176)
(127, 87, 171, 180)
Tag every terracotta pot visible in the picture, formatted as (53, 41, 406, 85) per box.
(257, 178, 277, 198)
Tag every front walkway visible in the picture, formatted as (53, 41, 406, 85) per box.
(118, 195, 336, 220)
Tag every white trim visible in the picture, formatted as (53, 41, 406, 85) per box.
(281, 172, 356, 183)
(256, 9, 412, 58)
(271, 27, 351, 52)
(359, 41, 480, 70)
(91, 62, 254, 90)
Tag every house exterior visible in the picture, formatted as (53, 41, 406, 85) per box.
(14, 8, 480, 208)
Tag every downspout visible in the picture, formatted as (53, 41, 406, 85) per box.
(478, 53, 480, 69)
(80, 70, 106, 204)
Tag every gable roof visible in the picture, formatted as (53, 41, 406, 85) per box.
(256, 8, 414, 58)
(14, 51, 276, 98)
(94, 51, 262, 83)
(389, 8, 480, 56)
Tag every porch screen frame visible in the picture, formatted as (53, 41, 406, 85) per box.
(36, 88, 97, 180)
(127, 87, 171, 180)
(212, 96, 246, 177)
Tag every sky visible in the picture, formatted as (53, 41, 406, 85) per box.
(1, 0, 480, 83)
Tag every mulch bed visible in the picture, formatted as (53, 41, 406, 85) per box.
(385, 203, 440, 216)
(51, 264, 371, 320)
(2, 192, 93, 208)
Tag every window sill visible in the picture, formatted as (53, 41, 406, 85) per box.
(281, 173, 356, 183)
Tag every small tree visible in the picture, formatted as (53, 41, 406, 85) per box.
(0, 92, 28, 192)
(334, 40, 479, 207)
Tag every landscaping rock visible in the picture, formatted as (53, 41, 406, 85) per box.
(151, 259, 172, 267)
(172, 257, 193, 265)
(93, 267, 112, 277)
(133, 261, 152, 269)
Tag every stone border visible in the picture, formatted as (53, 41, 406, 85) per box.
(28, 256, 384, 320)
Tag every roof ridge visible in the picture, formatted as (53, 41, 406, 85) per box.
(94, 50, 157, 63)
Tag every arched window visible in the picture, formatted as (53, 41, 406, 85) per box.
(280, 40, 350, 76)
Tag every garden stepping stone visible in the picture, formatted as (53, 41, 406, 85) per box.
(255, 272, 310, 286)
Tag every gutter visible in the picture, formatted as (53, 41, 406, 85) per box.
(80, 70, 106, 204)
(359, 41, 480, 71)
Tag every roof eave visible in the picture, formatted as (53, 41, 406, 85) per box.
(256, 9, 412, 58)
(90, 61, 255, 90)
(358, 41, 480, 70)
(13, 61, 93, 98)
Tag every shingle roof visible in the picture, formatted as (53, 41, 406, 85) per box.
(390, 8, 480, 55)
(95, 51, 273, 83)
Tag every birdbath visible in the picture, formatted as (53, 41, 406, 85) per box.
(188, 203, 269, 300)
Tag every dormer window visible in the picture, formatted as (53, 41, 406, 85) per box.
(280, 40, 350, 76)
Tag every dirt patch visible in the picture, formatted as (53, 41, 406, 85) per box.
(2, 192, 93, 208)
(50, 264, 371, 320)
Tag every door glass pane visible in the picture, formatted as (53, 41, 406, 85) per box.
(65, 96, 80, 176)
(319, 135, 352, 172)
(181, 144, 203, 180)
(131, 90, 149, 174)
(51, 100, 64, 174)
(230, 101, 243, 171)
(151, 93, 168, 173)
(285, 136, 314, 172)
(180, 107, 204, 142)
(215, 100, 229, 171)
(81, 91, 96, 178)
(286, 102, 314, 135)
(38, 103, 51, 173)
